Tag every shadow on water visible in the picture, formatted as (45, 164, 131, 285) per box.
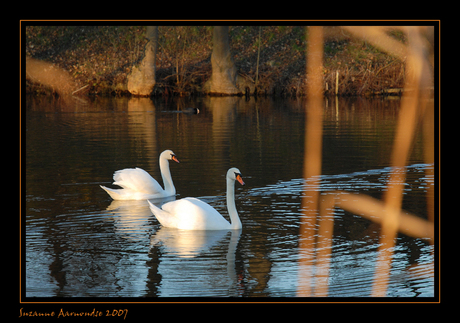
(25, 95, 433, 297)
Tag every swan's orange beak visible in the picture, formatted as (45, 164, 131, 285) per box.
(236, 174, 245, 186)
(171, 155, 180, 163)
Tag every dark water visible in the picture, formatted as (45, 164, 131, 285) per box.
(24, 95, 434, 298)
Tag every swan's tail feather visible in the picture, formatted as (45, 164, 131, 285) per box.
(100, 185, 125, 200)
(148, 200, 171, 226)
(148, 200, 165, 216)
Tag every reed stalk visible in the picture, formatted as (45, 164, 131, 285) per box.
(298, 26, 435, 298)
(255, 26, 261, 87)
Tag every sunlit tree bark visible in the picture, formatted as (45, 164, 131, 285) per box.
(204, 26, 242, 95)
(127, 26, 158, 96)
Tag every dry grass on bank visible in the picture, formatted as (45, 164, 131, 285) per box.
(25, 26, 432, 97)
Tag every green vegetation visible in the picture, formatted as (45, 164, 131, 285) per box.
(25, 26, 406, 97)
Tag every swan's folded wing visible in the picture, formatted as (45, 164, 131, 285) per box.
(162, 198, 230, 230)
(113, 168, 163, 194)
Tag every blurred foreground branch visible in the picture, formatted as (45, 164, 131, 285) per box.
(26, 57, 77, 96)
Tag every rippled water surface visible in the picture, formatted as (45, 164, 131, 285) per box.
(24, 95, 435, 298)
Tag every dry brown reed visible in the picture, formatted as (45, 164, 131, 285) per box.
(297, 26, 435, 297)
(297, 26, 324, 297)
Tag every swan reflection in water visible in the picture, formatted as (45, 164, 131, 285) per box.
(105, 196, 176, 240)
(150, 227, 243, 296)
(151, 227, 241, 258)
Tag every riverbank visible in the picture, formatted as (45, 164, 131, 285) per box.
(25, 26, 408, 97)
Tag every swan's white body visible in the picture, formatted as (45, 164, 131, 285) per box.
(148, 168, 245, 230)
(100, 150, 179, 200)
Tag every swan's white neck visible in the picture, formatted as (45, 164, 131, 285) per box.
(159, 155, 175, 195)
(227, 177, 242, 229)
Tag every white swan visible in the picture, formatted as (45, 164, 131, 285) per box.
(148, 167, 245, 230)
(100, 150, 179, 200)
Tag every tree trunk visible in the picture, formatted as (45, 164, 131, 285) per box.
(204, 26, 242, 95)
(127, 26, 158, 96)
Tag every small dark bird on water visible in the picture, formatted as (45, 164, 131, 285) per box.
(161, 107, 200, 114)
(182, 107, 200, 114)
